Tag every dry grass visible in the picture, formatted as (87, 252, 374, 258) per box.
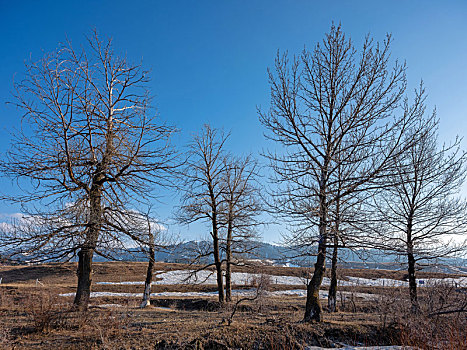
(370, 282, 467, 349)
(0, 261, 465, 349)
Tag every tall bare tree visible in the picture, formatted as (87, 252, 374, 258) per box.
(220, 155, 263, 302)
(260, 24, 416, 322)
(368, 99, 467, 311)
(177, 125, 229, 303)
(0, 32, 177, 310)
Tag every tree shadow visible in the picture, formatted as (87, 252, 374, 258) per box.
(0, 264, 75, 283)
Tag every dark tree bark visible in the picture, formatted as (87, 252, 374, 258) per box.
(74, 158, 104, 308)
(212, 221, 225, 303)
(74, 248, 94, 309)
(405, 214, 419, 312)
(304, 173, 328, 322)
(225, 219, 233, 302)
(407, 246, 418, 312)
(304, 236, 327, 322)
(327, 170, 342, 313)
(327, 231, 339, 313)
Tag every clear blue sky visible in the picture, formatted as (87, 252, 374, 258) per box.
(1, 0, 467, 242)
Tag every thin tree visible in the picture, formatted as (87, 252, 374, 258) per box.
(106, 207, 174, 308)
(221, 155, 263, 302)
(326, 143, 370, 312)
(141, 214, 157, 308)
(0, 32, 177, 310)
(327, 173, 343, 313)
(368, 102, 467, 312)
(134, 211, 172, 308)
(260, 24, 416, 322)
(177, 125, 229, 304)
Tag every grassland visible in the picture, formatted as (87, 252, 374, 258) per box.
(0, 262, 466, 349)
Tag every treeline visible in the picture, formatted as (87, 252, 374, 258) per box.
(1, 26, 466, 322)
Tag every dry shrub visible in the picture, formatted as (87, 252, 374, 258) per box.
(24, 290, 68, 332)
(249, 273, 272, 313)
(41, 307, 132, 348)
(224, 273, 272, 325)
(374, 286, 407, 328)
(249, 272, 272, 290)
(66, 309, 90, 331)
(337, 290, 358, 313)
(399, 315, 466, 350)
(86, 309, 131, 348)
(22, 286, 131, 345)
(376, 282, 467, 349)
(400, 282, 467, 349)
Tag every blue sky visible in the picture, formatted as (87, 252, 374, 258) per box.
(1, 0, 467, 242)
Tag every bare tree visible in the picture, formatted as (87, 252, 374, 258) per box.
(326, 142, 372, 312)
(368, 100, 467, 312)
(0, 32, 177, 310)
(133, 210, 173, 308)
(220, 155, 263, 302)
(108, 206, 175, 308)
(177, 125, 229, 303)
(259, 24, 416, 322)
(327, 176, 344, 313)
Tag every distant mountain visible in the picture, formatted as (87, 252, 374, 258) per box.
(4, 239, 466, 273)
(91, 240, 466, 274)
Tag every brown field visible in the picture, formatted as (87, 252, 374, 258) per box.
(0, 262, 466, 349)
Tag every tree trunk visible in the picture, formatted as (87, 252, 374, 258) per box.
(73, 184, 102, 310)
(73, 247, 94, 310)
(225, 258, 231, 302)
(407, 248, 419, 312)
(213, 234, 224, 304)
(406, 216, 419, 313)
(328, 190, 340, 313)
(225, 216, 233, 302)
(328, 232, 339, 312)
(304, 239, 326, 322)
(141, 233, 155, 308)
(304, 172, 328, 322)
(208, 181, 224, 304)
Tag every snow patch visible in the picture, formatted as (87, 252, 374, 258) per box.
(60, 289, 376, 300)
(97, 304, 124, 308)
(96, 270, 309, 286)
(94, 270, 467, 289)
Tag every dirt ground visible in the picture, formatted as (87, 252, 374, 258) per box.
(0, 262, 465, 349)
